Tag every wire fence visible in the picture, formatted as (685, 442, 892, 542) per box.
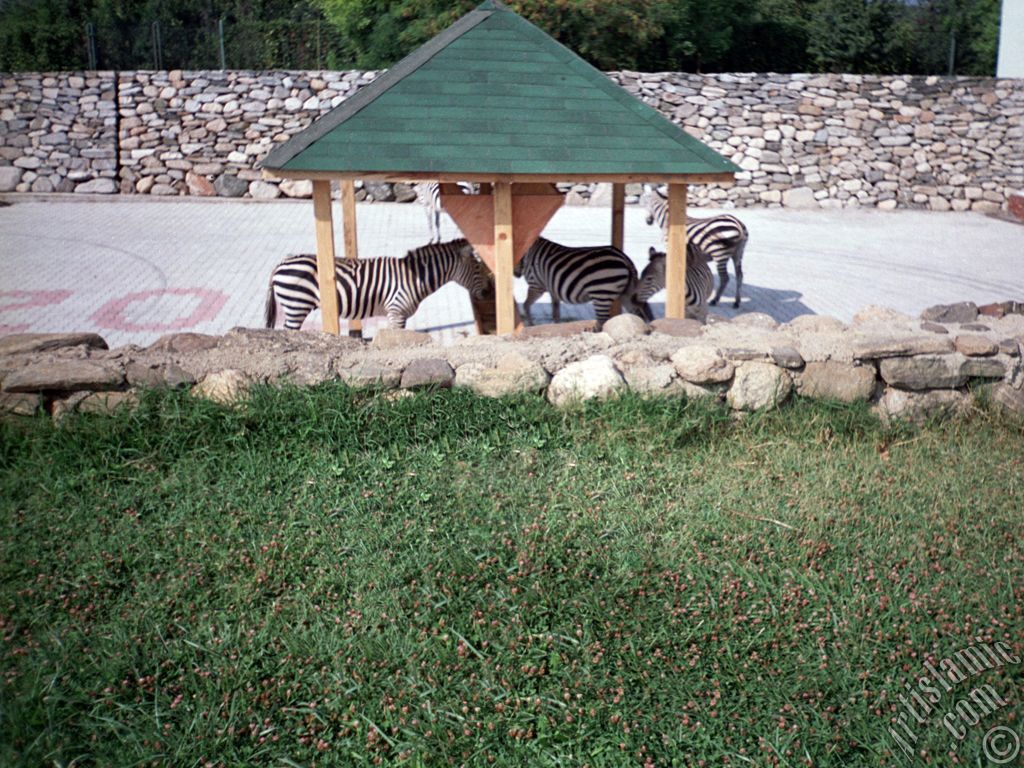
(83, 17, 350, 71)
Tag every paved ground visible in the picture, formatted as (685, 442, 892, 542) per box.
(0, 195, 1021, 349)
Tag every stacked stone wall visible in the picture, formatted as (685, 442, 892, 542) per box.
(1, 69, 1021, 211)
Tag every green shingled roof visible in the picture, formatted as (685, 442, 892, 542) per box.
(262, 0, 739, 177)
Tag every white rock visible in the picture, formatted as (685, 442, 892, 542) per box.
(727, 362, 792, 411)
(547, 355, 626, 406)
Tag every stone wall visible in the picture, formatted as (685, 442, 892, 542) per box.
(1, 301, 1023, 424)
(0, 72, 118, 194)
(0, 69, 1021, 211)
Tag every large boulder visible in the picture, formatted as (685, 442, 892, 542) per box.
(878, 355, 967, 390)
(876, 388, 967, 424)
(2, 359, 125, 393)
(191, 369, 252, 405)
(727, 362, 792, 411)
(602, 313, 649, 341)
(547, 355, 626, 406)
(462, 353, 550, 398)
(400, 358, 454, 389)
(798, 361, 877, 402)
(671, 346, 734, 384)
(921, 302, 978, 324)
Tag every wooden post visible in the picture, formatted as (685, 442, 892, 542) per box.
(609, 183, 626, 318)
(340, 180, 361, 338)
(665, 183, 688, 319)
(611, 183, 625, 250)
(493, 181, 515, 335)
(312, 180, 340, 335)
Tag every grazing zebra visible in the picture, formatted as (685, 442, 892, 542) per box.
(643, 187, 748, 308)
(635, 245, 715, 323)
(415, 182, 475, 243)
(265, 238, 488, 331)
(514, 237, 647, 328)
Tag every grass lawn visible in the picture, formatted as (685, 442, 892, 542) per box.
(1, 386, 1022, 767)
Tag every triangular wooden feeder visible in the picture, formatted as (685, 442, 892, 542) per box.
(440, 183, 564, 272)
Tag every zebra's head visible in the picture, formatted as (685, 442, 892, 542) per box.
(454, 241, 490, 300)
(636, 247, 667, 303)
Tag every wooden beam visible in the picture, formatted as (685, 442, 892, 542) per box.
(665, 183, 688, 319)
(312, 180, 340, 335)
(339, 180, 361, 338)
(610, 183, 625, 250)
(262, 168, 737, 186)
(493, 181, 515, 335)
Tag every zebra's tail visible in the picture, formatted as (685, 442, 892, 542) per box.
(264, 278, 277, 328)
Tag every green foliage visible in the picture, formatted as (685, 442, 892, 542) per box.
(0, 0, 1005, 74)
(1, 387, 1022, 765)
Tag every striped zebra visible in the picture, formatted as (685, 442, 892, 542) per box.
(514, 237, 648, 328)
(644, 187, 748, 308)
(415, 182, 475, 243)
(635, 245, 715, 323)
(264, 238, 488, 331)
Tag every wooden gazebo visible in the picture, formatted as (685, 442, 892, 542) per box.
(261, 0, 738, 335)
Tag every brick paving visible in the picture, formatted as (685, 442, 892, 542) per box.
(0, 195, 1021, 349)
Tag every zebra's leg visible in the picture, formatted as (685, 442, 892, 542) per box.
(521, 284, 545, 326)
(431, 209, 441, 243)
(709, 258, 729, 306)
(733, 258, 743, 308)
(592, 298, 613, 329)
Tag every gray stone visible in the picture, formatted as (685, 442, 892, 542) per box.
(0, 333, 108, 355)
(372, 328, 433, 350)
(920, 321, 949, 334)
(876, 388, 966, 424)
(126, 361, 196, 388)
(785, 315, 847, 333)
(770, 346, 804, 369)
(998, 339, 1021, 357)
(2, 359, 125, 392)
(650, 318, 705, 337)
(0, 392, 42, 416)
(214, 174, 249, 197)
(465, 353, 550, 397)
(547, 355, 626, 406)
(400, 358, 454, 389)
(147, 333, 220, 354)
(518, 320, 597, 338)
(0, 166, 22, 192)
(191, 370, 252, 405)
(248, 180, 280, 199)
(602, 313, 649, 341)
(671, 346, 734, 384)
(730, 313, 780, 330)
(798, 361, 876, 402)
(363, 182, 394, 202)
(961, 323, 991, 332)
(338, 362, 402, 389)
(954, 335, 998, 357)
(852, 335, 954, 359)
(392, 183, 418, 203)
(74, 177, 117, 194)
(921, 302, 979, 324)
(878, 354, 967, 390)
(77, 390, 140, 415)
(960, 357, 1006, 379)
(621, 364, 680, 397)
(852, 305, 914, 326)
(727, 362, 792, 411)
(991, 384, 1024, 418)
(782, 186, 818, 209)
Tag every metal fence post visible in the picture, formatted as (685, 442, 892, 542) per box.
(218, 18, 227, 69)
(151, 20, 163, 70)
(85, 22, 98, 70)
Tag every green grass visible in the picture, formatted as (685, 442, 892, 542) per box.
(1, 386, 1022, 767)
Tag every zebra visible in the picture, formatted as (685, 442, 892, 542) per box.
(643, 187, 748, 308)
(634, 245, 715, 323)
(513, 237, 648, 328)
(415, 182, 475, 243)
(264, 238, 488, 331)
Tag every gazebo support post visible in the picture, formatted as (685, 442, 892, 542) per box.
(665, 183, 689, 319)
(609, 182, 625, 318)
(340, 180, 361, 338)
(312, 179, 340, 335)
(493, 181, 516, 335)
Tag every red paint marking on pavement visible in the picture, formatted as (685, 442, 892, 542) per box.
(90, 288, 229, 332)
(0, 290, 74, 312)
